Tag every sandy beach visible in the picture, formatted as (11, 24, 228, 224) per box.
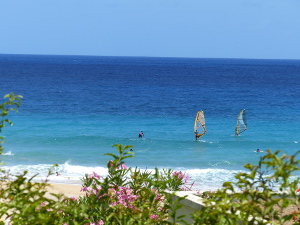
(44, 183, 85, 199)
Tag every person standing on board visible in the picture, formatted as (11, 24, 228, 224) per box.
(138, 131, 144, 138)
(194, 130, 199, 140)
(235, 125, 239, 136)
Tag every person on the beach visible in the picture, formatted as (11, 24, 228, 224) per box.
(56, 172, 61, 176)
(138, 131, 144, 138)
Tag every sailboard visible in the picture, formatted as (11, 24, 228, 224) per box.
(235, 109, 247, 136)
(194, 111, 206, 140)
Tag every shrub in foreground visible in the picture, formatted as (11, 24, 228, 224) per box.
(78, 144, 193, 224)
(0, 144, 191, 224)
(193, 149, 300, 225)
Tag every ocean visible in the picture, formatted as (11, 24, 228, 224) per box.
(0, 54, 300, 191)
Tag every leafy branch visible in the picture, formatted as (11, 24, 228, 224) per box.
(0, 93, 23, 155)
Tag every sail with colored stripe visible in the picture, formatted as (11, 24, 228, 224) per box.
(235, 109, 247, 136)
(194, 111, 206, 140)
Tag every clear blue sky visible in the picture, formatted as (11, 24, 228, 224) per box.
(1, 0, 300, 59)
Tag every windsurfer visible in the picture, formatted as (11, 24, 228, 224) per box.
(194, 111, 206, 140)
(138, 131, 144, 138)
(235, 125, 239, 136)
(194, 130, 199, 140)
(235, 109, 247, 136)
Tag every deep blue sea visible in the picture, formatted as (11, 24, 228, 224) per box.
(0, 54, 300, 190)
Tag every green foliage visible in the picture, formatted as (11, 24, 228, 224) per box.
(0, 93, 23, 155)
(79, 144, 190, 224)
(0, 168, 89, 225)
(192, 149, 300, 225)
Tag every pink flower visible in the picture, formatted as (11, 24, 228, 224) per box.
(93, 172, 101, 180)
(69, 197, 77, 201)
(40, 201, 46, 207)
(98, 193, 107, 199)
(87, 187, 93, 191)
(173, 171, 184, 179)
(150, 214, 158, 219)
(108, 160, 114, 167)
(96, 185, 102, 191)
(121, 164, 128, 170)
(185, 175, 190, 183)
(155, 194, 162, 200)
(110, 202, 117, 207)
(92, 221, 104, 225)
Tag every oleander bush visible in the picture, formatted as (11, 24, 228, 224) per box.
(192, 149, 300, 225)
(0, 144, 191, 224)
(77, 144, 192, 224)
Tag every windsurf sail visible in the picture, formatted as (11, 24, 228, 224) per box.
(194, 111, 206, 140)
(235, 109, 247, 136)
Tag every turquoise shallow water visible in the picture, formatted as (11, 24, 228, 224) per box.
(0, 54, 300, 190)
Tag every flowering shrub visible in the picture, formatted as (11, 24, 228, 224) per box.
(78, 144, 191, 224)
(0, 144, 191, 224)
(192, 150, 300, 225)
(172, 171, 193, 191)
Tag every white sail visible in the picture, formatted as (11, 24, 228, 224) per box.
(235, 109, 247, 136)
(194, 111, 206, 140)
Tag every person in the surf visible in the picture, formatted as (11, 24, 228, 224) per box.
(194, 130, 199, 140)
(235, 125, 239, 136)
(138, 131, 144, 138)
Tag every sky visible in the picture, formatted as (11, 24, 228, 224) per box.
(0, 0, 300, 59)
